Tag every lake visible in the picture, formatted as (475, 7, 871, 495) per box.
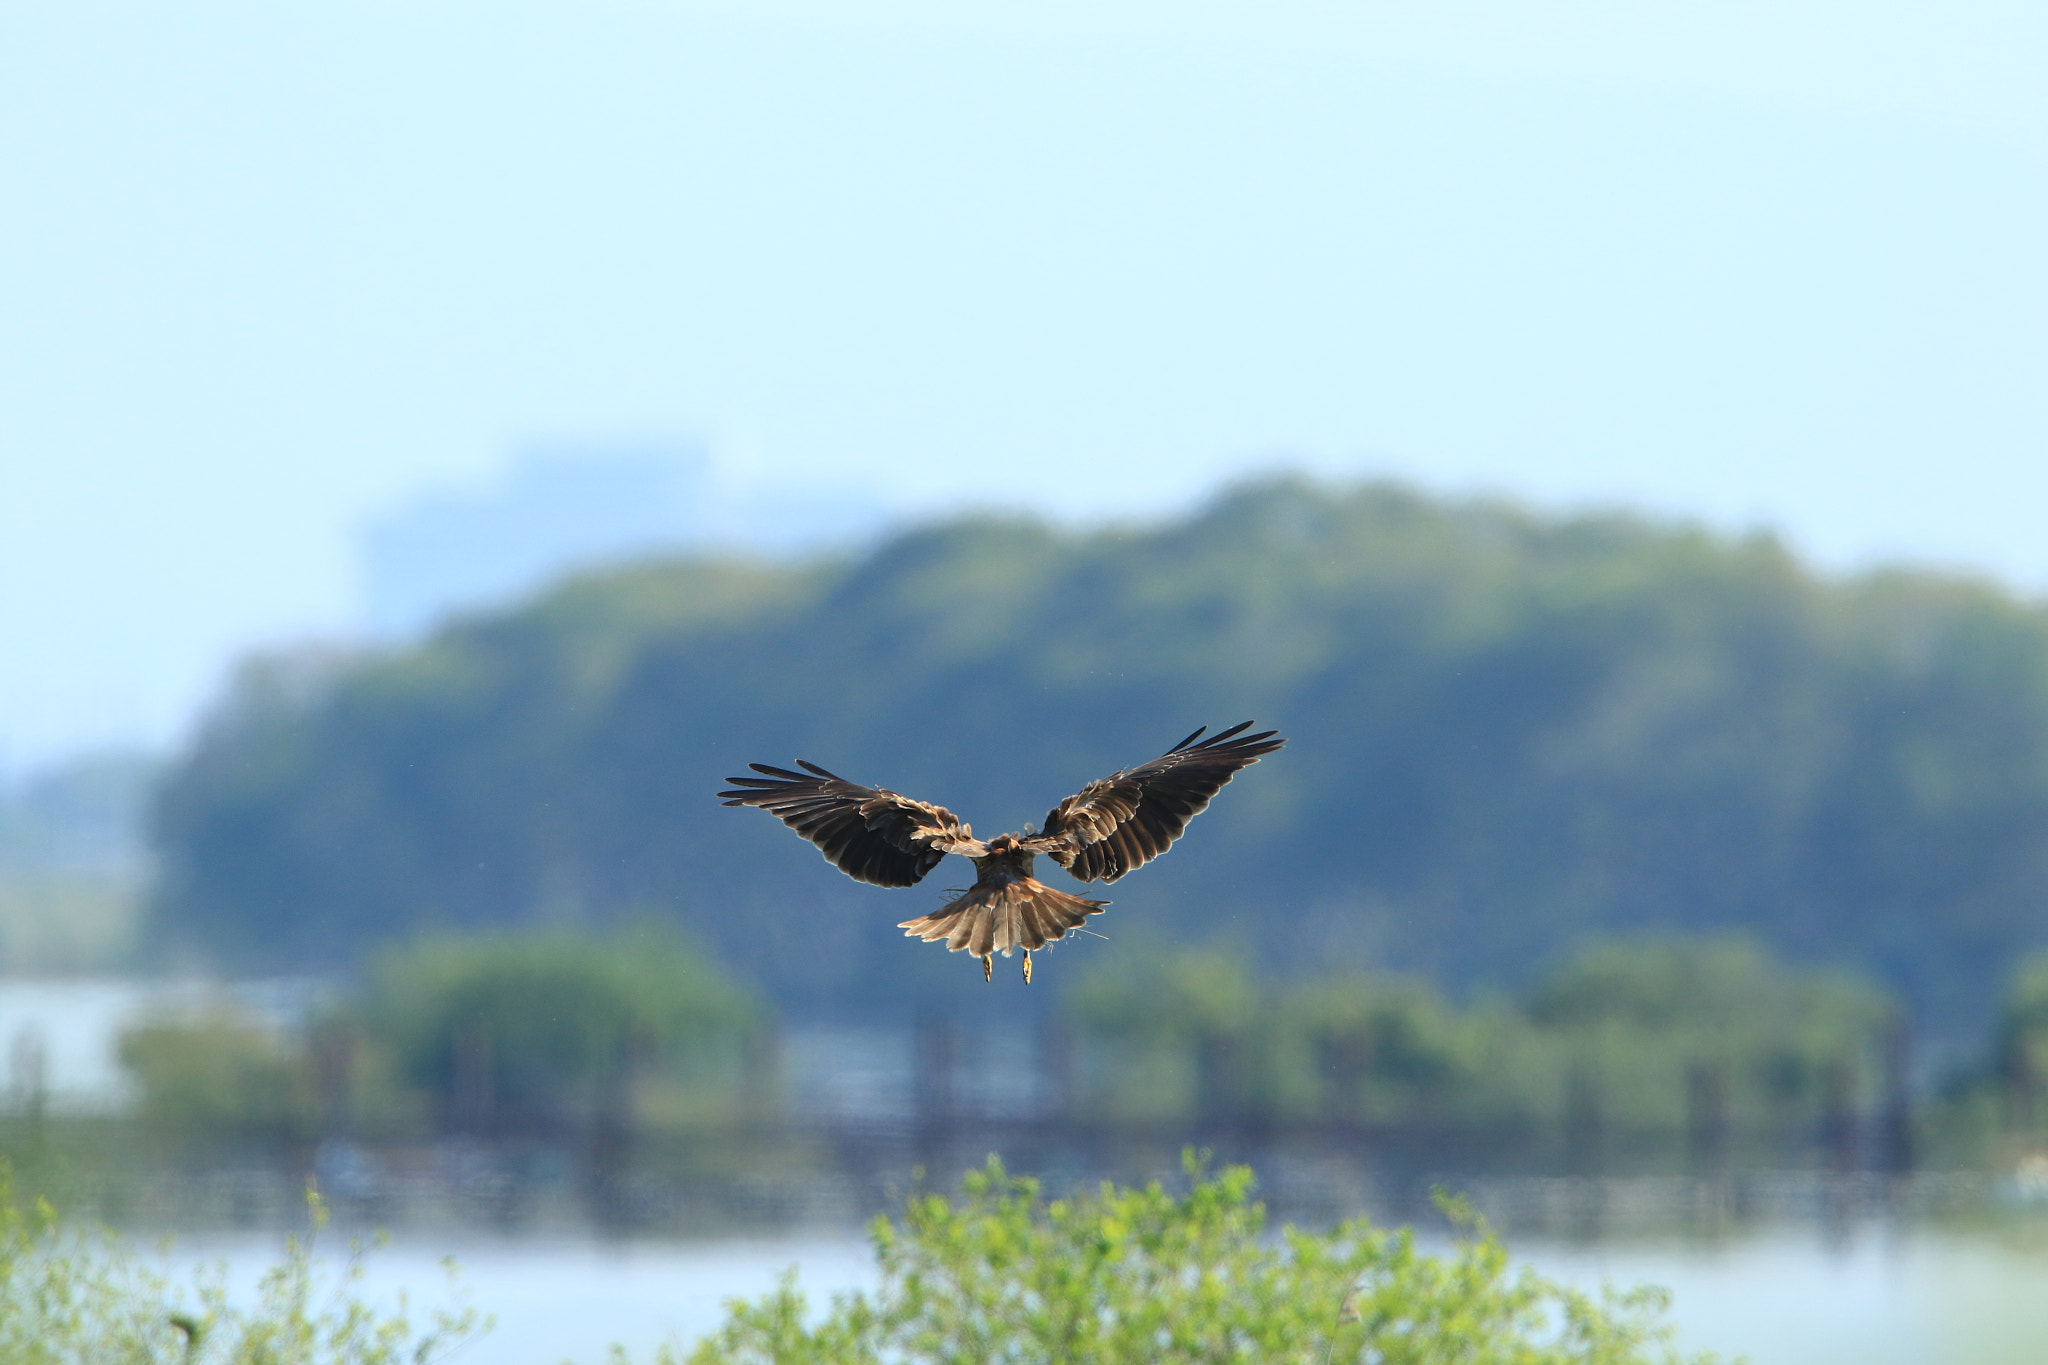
(18, 977, 2048, 1361)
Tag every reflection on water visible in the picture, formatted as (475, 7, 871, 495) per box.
(1534, 1229, 2048, 1365)
(147, 1232, 878, 1365)
(14, 977, 2048, 1362)
(148, 1221, 2048, 1365)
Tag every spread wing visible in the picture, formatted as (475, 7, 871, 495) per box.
(718, 761, 983, 888)
(1025, 722, 1285, 884)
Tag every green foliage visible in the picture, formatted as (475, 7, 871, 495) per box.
(1069, 946, 1262, 1042)
(119, 1007, 314, 1141)
(1524, 937, 1891, 1131)
(146, 476, 2048, 1031)
(1917, 951, 2048, 1165)
(1060, 935, 1891, 1154)
(1997, 951, 2048, 1049)
(0, 1170, 481, 1363)
(1064, 947, 1264, 1121)
(360, 925, 763, 1131)
(111, 928, 765, 1144)
(677, 1156, 1709, 1365)
(1282, 972, 1507, 1123)
(1983, 949, 2048, 1145)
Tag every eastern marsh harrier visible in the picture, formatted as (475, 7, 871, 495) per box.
(719, 723, 1284, 982)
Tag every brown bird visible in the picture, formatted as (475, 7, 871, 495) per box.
(718, 722, 1284, 983)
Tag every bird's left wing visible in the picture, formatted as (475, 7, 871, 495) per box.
(1024, 722, 1285, 884)
(719, 761, 983, 888)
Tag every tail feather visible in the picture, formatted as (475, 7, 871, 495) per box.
(899, 878, 1109, 958)
(1021, 897, 1057, 947)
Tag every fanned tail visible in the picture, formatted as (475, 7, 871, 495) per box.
(898, 879, 1109, 958)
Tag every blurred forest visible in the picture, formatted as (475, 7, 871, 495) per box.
(147, 476, 2048, 1039)
(99, 929, 2044, 1189)
(117, 927, 766, 1149)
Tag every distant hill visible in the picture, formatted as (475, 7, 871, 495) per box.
(147, 477, 2048, 1036)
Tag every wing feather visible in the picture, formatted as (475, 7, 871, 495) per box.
(719, 761, 980, 887)
(1024, 722, 1285, 884)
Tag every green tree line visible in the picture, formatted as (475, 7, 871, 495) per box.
(118, 927, 764, 1150)
(1060, 935, 1899, 1171)
(115, 927, 2048, 1173)
(147, 476, 2048, 1034)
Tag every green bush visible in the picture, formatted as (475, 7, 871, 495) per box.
(1930, 949, 2048, 1163)
(1064, 946, 1266, 1122)
(0, 1170, 481, 1364)
(1283, 972, 1507, 1125)
(119, 1006, 314, 1142)
(362, 925, 764, 1133)
(678, 1156, 1713, 1365)
(1524, 936, 1891, 1136)
(109, 928, 769, 1147)
(1995, 949, 2048, 1114)
(1059, 934, 1891, 1154)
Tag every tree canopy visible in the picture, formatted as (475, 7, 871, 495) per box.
(147, 476, 2048, 1035)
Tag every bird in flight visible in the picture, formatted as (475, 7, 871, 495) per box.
(719, 722, 1284, 983)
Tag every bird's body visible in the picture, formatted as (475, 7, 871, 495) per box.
(719, 723, 1283, 981)
(899, 834, 1108, 982)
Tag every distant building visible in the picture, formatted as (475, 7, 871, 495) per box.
(358, 444, 708, 640)
(0, 749, 156, 880)
(358, 444, 890, 640)
(0, 749, 158, 975)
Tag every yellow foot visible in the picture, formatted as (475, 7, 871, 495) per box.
(1023, 951, 1034, 984)
(982, 954, 992, 982)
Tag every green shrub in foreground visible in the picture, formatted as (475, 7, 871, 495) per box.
(0, 1170, 481, 1364)
(680, 1156, 1716, 1365)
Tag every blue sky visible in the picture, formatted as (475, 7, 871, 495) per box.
(1, 1, 2043, 766)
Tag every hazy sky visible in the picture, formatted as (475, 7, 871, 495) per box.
(2, 0, 2043, 767)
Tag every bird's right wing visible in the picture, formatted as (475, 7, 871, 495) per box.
(1025, 721, 1285, 883)
(719, 761, 982, 888)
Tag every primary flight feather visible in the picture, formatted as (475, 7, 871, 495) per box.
(718, 722, 1284, 982)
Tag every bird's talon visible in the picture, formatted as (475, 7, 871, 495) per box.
(1023, 951, 1033, 984)
(982, 954, 992, 982)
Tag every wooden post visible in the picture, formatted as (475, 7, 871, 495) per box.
(914, 1016, 960, 1162)
(1319, 1029, 1371, 1134)
(8, 1024, 47, 1135)
(1037, 1015, 1073, 1128)
(741, 1022, 782, 1125)
(1999, 1021, 2040, 1135)
(450, 1026, 495, 1137)
(1819, 1056, 1858, 1176)
(1195, 1029, 1245, 1136)
(587, 1029, 647, 1227)
(1563, 1063, 1604, 1177)
(1686, 1059, 1728, 1177)
(1875, 1009, 1915, 1177)
(312, 1024, 356, 1139)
